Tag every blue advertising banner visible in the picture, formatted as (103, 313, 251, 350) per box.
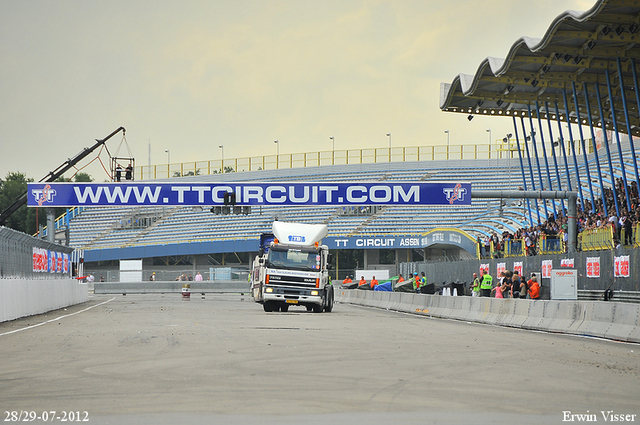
(27, 181, 471, 207)
(327, 228, 477, 253)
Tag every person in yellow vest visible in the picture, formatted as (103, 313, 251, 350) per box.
(480, 269, 493, 297)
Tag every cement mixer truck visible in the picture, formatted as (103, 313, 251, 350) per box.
(250, 221, 334, 313)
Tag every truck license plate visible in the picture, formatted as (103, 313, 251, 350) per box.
(285, 299, 298, 304)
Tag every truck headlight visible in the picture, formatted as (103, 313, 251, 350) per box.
(311, 290, 319, 296)
(266, 287, 273, 293)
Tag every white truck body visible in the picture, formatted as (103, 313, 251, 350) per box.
(251, 222, 334, 313)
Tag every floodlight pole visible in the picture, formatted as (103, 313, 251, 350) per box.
(471, 190, 578, 253)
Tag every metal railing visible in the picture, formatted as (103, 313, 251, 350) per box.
(137, 138, 592, 180)
(580, 226, 615, 251)
(538, 234, 564, 254)
(504, 239, 525, 257)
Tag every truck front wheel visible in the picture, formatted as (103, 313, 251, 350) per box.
(263, 301, 275, 312)
(324, 286, 334, 313)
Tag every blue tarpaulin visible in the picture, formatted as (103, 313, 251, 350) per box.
(374, 281, 393, 291)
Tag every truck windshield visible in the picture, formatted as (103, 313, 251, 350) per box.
(267, 247, 321, 271)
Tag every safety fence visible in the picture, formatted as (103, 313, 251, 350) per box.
(138, 138, 592, 180)
(580, 226, 615, 252)
(136, 143, 529, 180)
(0, 226, 74, 279)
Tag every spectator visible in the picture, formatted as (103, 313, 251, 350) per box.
(480, 269, 493, 297)
(624, 213, 633, 245)
(511, 271, 521, 299)
(125, 163, 133, 180)
(195, 272, 203, 281)
(470, 272, 480, 297)
(491, 280, 504, 298)
(528, 276, 540, 299)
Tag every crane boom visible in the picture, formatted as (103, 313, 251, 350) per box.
(0, 126, 126, 225)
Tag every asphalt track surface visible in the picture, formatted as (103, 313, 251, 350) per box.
(1, 294, 638, 425)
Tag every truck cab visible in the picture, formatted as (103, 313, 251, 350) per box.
(251, 222, 333, 313)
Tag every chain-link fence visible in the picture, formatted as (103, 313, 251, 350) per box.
(0, 226, 75, 279)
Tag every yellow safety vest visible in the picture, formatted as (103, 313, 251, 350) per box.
(480, 274, 493, 290)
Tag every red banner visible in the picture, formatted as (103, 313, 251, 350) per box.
(586, 257, 600, 278)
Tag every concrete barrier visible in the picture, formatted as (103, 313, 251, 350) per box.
(94, 280, 249, 294)
(605, 303, 639, 342)
(335, 290, 640, 343)
(1, 279, 89, 323)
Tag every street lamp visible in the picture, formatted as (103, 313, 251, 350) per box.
(329, 136, 335, 165)
(386, 133, 391, 162)
(219, 145, 224, 173)
(164, 149, 170, 178)
(486, 129, 491, 162)
(444, 130, 450, 159)
(274, 140, 279, 169)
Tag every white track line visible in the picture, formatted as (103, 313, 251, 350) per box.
(0, 297, 116, 337)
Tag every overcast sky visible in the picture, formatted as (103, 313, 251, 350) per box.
(0, 0, 593, 181)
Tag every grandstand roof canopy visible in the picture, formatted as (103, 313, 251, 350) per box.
(440, 0, 640, 137)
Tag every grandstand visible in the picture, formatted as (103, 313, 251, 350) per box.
(60, 137, 637, 266)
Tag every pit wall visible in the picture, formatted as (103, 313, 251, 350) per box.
(336, 289, 640, 343)
(0, 279, 89, 323)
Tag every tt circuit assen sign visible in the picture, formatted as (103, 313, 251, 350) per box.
(27, 182, 471, 207)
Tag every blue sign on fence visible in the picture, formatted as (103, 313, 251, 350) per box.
(27, 181, 471, 207)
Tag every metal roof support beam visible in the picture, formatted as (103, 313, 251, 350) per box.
(616, 57, 640, 195)
(535, 101, 557, 219)
(554, 101, 574, 194)
(562, 90, 587, 211)
(511, 116, 534, 226)
(582, 82, 608, 217)
(544, 101, 567, 215)
(471, 190, 578, 253)
(594, 81, 621, 216)
(527, 105, 550, 221)
(571, 81, 596, 213)
(605, 68, 633, 211)
(519, 116, 542, 224)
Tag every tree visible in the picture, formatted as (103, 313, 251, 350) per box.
(74, 172, 94, 182)
(0, 171, 36, 234)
